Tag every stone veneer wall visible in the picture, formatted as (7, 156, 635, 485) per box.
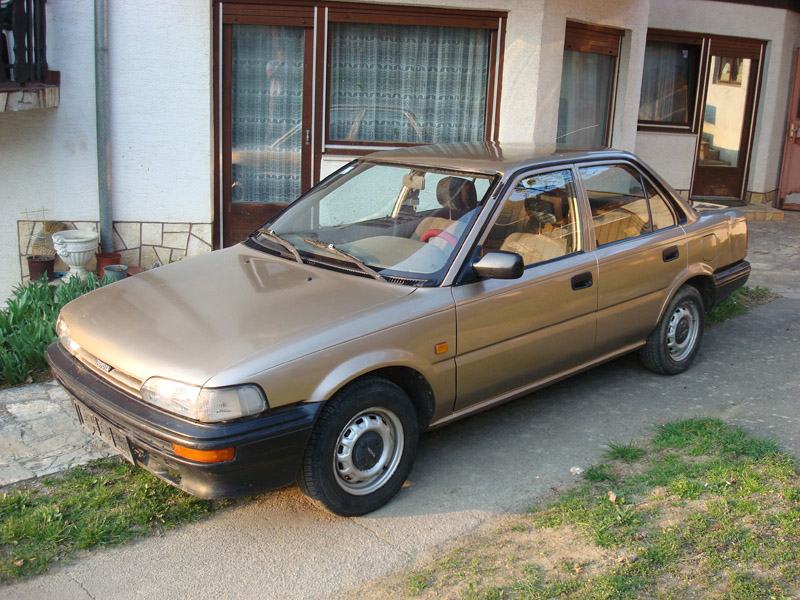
(17, 220, 213, 283)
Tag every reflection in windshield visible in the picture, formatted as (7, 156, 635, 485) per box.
(266, 163, 495, 284)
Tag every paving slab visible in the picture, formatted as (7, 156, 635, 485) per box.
(0, 381, 110, 486)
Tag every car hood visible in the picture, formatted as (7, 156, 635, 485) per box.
(60, 244, 415, 387)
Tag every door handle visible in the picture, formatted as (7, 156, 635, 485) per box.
(571, 272, 593, 290)
(662, 246, 680, 262)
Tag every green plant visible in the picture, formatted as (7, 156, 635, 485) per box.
(1, 458, 227, 581)
(605, 442, 646, 463)
(0, 274, 110, 386)
(707, 286, 776, 325)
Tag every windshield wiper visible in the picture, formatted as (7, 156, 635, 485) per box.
(251, 228, 303, 264)
(302, 238, 385, 281)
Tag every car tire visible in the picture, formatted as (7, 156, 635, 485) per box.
(298, 377, 419, 516)
(639, 285, 705, 375)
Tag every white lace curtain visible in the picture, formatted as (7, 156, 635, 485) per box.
(231, 25, 304, 204)
(639, 41, 691, 124)
(557, 50, 614, 150)
(329, 23, 490, 144)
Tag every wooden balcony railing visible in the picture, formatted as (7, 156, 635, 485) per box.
(1, 0, 49, 88)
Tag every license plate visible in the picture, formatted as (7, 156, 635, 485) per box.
(74, 401, 134, 464)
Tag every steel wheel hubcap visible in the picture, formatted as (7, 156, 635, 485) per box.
(333, 408, 404, 496)
(666, 302, 700, 362)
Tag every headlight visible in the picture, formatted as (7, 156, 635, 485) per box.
(56, 316, 81, 354)
(140, 377, 267, 423)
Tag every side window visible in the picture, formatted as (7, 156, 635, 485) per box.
(579, 164, 651, 246)
(483, 169, 578, 267)
(645, 180, 678, 230)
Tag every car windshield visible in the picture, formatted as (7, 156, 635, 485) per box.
(260, 162, 495, 284)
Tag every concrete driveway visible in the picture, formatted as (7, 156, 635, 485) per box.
(5, 216, 800, 600)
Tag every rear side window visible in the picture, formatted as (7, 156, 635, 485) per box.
(645, 180, 678, 230)
(579, 164, 651, 246)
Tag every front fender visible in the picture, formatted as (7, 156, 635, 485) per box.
(306, 349, 431, 404)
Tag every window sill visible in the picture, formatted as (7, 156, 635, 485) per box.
(637, 124, 696, 135)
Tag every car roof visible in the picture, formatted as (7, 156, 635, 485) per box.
(362, 142, 638, 176)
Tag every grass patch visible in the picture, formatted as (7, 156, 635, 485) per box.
(0, 275, 110, 387)
(365, 419, 800, 599)
(707, 286, 776, 325)
(0, 458, 230, 582)
(605, 442, 646, 463)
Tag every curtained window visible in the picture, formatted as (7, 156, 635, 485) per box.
(328, 23, 491, 146)
(557, 50, 615, 149)
(231, 25, 305, 204)
(557, 22, 622, 150)
(639, 40, 700, 128)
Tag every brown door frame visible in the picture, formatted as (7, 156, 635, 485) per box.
(690, 36, 765, 203)
(216, 3, 318, 247)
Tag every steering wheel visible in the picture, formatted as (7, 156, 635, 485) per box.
(420, 228, 458, 247)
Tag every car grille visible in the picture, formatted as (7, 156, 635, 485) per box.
(71, 346, 144, 398)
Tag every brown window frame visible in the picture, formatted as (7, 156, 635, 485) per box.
(559, 21, 623, 149)
(323, 3, 506, 155)
(637, 29, 705, 134)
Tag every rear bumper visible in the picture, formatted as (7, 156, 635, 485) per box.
(46, 342, 320, 499)
(712, 260, 751, 307)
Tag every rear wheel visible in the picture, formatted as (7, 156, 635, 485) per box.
(299, 377, 418, 516)
(639, 285, 705, 375)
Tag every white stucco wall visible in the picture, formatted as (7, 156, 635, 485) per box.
(0, 0, 213, 301)
(637, 0, 800, 195)
(107, 0, 212, 223)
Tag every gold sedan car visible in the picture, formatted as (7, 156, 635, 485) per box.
(48, 144, 750, 515)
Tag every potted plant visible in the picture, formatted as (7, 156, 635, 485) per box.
(26, 221, 65, 281)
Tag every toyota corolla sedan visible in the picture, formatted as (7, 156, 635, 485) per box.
(48, 143, 750, 515)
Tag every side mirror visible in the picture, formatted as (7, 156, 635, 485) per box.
(473, 251, 524, 280)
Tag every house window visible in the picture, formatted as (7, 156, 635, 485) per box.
(326, 6, 505, 151)
(638, 33, 702, 131)
(328, 23, 492, 145)
(557, 22, 622, 150)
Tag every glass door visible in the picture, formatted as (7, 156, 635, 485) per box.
(221, 9, 314, 246)
(692, 40, 762, 200)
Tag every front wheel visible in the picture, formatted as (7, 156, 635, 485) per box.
(298, 377, 419, 516)
(639, 285, 705, 375)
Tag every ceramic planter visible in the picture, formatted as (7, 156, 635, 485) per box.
(96, 251, 122, 278)
(103, 264, 129, 282)
(27, 255, 56, 281)
(52, 230, 100, 281)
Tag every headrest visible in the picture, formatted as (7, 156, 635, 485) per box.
(436, 177, 478, 214)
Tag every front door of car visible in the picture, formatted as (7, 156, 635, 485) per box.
(577, 162, 687, 355)
(452, 168, 598, 412)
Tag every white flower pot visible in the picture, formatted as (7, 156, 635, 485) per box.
(52, 230, 99, 281)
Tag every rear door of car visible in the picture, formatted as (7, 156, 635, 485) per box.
(576, 161, 687, 356)
(451, 166, 598, 412)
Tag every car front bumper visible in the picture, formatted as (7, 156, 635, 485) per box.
(712, 259, 751, 307)
(46, 342, 320, 499)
